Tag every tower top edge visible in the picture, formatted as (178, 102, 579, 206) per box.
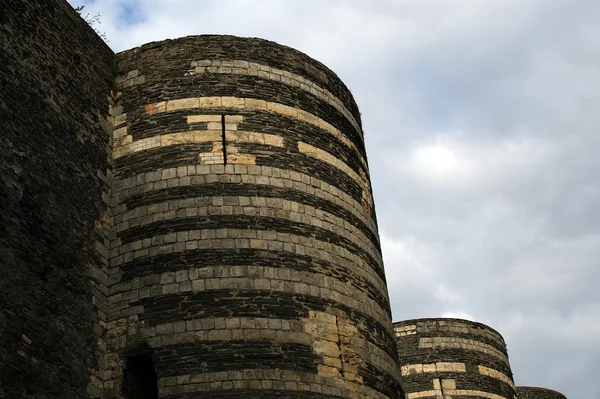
(393, 317, 505, 338)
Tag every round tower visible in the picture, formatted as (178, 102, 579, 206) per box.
(106, 35, 401, 398)
(393, 318, 516, 399)
(516, 386, 567, 399)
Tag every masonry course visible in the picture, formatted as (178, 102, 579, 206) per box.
(393, 319, 517, 399)
(0, 1, 567, 398)
(516, 387, 567, 399)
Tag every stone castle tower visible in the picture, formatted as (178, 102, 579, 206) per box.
(0, 1, 567, 398)
(105, 35, 400, 398)
(394, 319, 516, 399)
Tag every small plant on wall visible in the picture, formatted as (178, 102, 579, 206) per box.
(75, 5, 108, 42)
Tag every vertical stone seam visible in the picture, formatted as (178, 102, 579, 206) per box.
(87, 93, 120, 399)
(221, 114, 227, 165)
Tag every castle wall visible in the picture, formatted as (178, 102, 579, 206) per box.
(102, 36, 402, 398)
(394, 318, 517, 399)
(516, 387, 567, 399)
(0, 0, 114, 398)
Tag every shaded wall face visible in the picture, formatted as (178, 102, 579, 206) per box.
(394, 319, 516, 399)
(105, 36, 401, 398)
(516, 387, 567, 399)
(0, 0, 114, 397)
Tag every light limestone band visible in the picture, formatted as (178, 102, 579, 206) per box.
(113, 195, 382, 266)
(400, 362, 466, 376)
(400, 362, 514, 388)
(478, 366, 515, 388)
(406, 385, 509, 399)
(419, 337, 509, 363)
(112, 164, 378, 238)
(114, 126, 370, 201)
(113, 107, 373, 211)
(140, 96, 369, 172)
(395, 324, 417, 337)
(185, 59, 363, 138)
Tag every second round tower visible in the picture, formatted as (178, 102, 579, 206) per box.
(394, 318, 516, 399)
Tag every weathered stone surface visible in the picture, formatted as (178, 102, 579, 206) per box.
(103, 35, 400, 398)
(0, 0, 114, 398)
(2, 3, 400, 398)
(516, 386, 567, 399)
(394, 318, 517, 399)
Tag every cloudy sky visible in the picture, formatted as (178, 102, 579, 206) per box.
(71, 0, 599, 397)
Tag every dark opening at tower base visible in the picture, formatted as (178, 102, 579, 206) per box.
(121, 353, 158, 399)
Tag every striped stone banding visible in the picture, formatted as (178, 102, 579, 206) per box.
(114, 163, 378, 234)
(111, 229, 386, 292)
(235, 111, 366, 176)
(112, 142, 370, 212)
(116, 249, 389, 313)
(297, 141, 370, 193)
(185, 59, 363, 138)
(399, 362, 513, 389)
(119, 183, 379, 250)
(117, 36, 361, 121)
(157, 369, 392, 399)
(113, 127, 370, 200)
(126, 110, 368, 183)
(414, 333, 508, 361)
(114, 195, 380, 265)
(478, 366, 515, 388)
(115, 215, 384, 279)
(111, 222, 386, 285)
(130, 265, 391, 329)
(138, 96, 368, 169)
(419, 337, 509, 363)
(128, 290, 397, 362)
(107, 37, 396, 399)
(112, 264, 392, 341)
(114, 248, 391, 317)
(114, 129, 284, 159)
(406, 319, 507, 350)
(441, 389, 509, 399)
(130, 74, 366, 160)
(141, 320, 398, 383)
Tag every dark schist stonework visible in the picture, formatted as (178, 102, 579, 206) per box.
(394, 319, 517, 399)
(116, 35, 362, 128)
(105, 35, 402, 398)
(516, 387, 567, 399)
(0, 0, 114, 398)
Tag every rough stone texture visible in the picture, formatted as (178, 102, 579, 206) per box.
(0, 0, 114, 398)
(99, 36, 401, 398)
(394, 318, 517, 399)
(516, 387, 567, 399)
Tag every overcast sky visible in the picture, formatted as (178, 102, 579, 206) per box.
(71, 1, 600, 397)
